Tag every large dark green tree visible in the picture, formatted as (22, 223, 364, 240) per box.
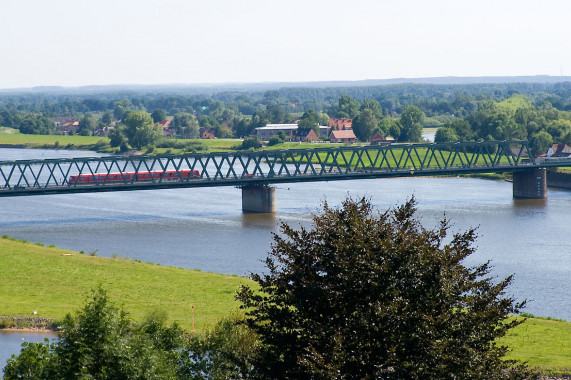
(237, 197, 535, 379)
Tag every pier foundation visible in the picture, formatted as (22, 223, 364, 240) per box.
(513, 168, 546, 199)
(241, 184, 276, 213)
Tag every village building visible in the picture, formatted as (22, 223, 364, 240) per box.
(547, 143, 571, 157)
(255, 124, 298, 140)
(293, 128, 319, 142)
(318, 125, 330, 138)
(330, 129, 357, 144)
(370, 131, 393, 146)
(329, 117, 352, 130)
(200, 127, 216, 139)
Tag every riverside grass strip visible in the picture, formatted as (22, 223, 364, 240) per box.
(0, 237, 570, 373)
(0, 236, 252, 333)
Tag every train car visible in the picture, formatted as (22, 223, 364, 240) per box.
(69, 169, 200, 184)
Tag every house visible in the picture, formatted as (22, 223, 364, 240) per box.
(329, 118, 352, 130)
(54, 119, 79, 135)
(255, 124, 298, 140)
(158, 120, 171, 129)
(547, 143, 571, 157)
(330, 129, 357, 144)
(200, 128, 216, 139)
(318, 126, 329, 138)
(370, 131, 393, 146)
(294, 128, 319, 142)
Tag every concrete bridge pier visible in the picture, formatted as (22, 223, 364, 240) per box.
(241, 184, 276, 213)
(513, 168, 547, 199)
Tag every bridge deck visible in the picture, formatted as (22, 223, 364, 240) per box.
(1, 141, 570, 197)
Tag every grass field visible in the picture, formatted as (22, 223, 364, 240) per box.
(0, 236, 252, 332)
(0, 128, 109, 149)
(0, 237, 570, 373)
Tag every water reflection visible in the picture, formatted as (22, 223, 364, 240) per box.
(512, 198, 548, 208)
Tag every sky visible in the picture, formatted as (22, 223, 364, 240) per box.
(1, 0, 570, 89)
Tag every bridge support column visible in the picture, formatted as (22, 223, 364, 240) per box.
(513, 168, 546, 199)
(242, 184, 276, 213)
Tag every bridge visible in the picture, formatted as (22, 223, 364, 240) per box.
(2, 140, 571, 212)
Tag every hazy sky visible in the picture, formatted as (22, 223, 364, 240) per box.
(1, 0, 570, 89)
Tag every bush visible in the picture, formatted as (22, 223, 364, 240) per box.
(241, 137, 262, 150)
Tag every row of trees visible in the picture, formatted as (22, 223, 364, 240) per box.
(5, 198, 537, 379)
(434, 95, 571, 154)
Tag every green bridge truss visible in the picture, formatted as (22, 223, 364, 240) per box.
(1, 140, 570, 197)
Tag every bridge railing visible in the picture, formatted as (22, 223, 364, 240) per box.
(0, 140, 536, 194)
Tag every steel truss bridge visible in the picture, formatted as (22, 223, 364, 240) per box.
(1, 140, 570, 197)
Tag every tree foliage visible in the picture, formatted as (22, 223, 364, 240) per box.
(399, 105, 425, 142)
(237, 197, 535, 379)
(4, 288, 187, 380)
(352, 108, 377, 141)
(123, 110, 162, 149)
(173, 112, 200, 139)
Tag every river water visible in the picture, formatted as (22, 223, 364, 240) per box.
(1, 148, 570, 369)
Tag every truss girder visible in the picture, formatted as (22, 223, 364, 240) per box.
(1, 141, 561, 195)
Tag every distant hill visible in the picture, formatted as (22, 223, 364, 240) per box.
(2, 75, 571, 95)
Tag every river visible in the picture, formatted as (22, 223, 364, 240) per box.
(1, 147, 570, 370)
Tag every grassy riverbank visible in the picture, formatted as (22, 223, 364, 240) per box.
(1, 237, 570, 373)
(0, 236, 252, 332)
(0, 128, 341, 154)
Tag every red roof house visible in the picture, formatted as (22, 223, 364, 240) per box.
(330, 130, 357, 144)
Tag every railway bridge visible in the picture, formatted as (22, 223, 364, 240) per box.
(2, 140, 571, 212)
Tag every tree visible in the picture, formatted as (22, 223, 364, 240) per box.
(352, 108, 377, 141)
(237, 197, 534, 379)
(530, 131, 553, 156)
(101, 111, 114, 125)
(297, 110, 321, 134)
(183, 313, 259, 379)
(360, 98, 383, 119)
(336, 94, 360, 119)
(151, 109, 167, 123)
(399, 105, 424, 142)
(113, 99, 133, 121)
(4, 288, 187, 379)
(434, 126, 459, 143)
(123, 111, 162, 150)
(445, 119, 474, 141)
(78, 114, 96, 136)
(18, 114, 55, 135)
(173, 112, 199, 139)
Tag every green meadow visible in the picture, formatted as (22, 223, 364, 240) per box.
(0, 236, 252, 332)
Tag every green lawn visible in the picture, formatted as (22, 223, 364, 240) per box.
(0, 236, 570, 373)
(0, 236, 252, 332)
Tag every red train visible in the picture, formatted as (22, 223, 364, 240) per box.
(69, 169, 200, 184)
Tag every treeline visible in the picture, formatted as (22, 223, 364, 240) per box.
(2, 82, 571, 153)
